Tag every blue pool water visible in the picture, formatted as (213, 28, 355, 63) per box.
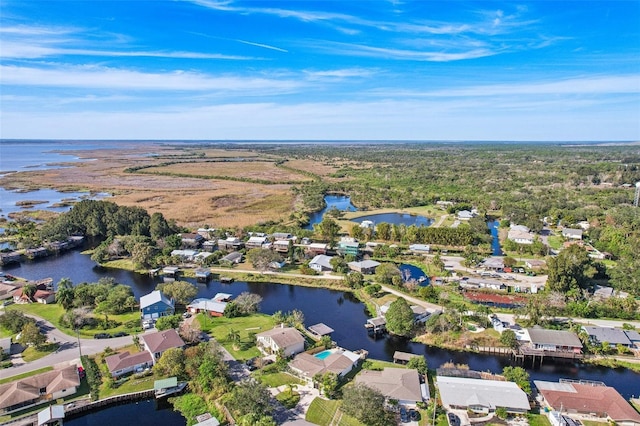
(314, 350, 333, 360)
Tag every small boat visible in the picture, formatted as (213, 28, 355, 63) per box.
(220, 276, 234, 284)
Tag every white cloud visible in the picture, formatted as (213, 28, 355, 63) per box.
(0, 64, 303, 93)
(234, 39, 288, 53)
(313, 42, 497, 62)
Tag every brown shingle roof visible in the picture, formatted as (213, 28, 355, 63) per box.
(355, 368, 423, 403)
(105, 351, 153, 373)
(290, 352, 355, 378)
(142, 329, 185, 354)
(536, 382, 640, 423)
(0, 365, 79, 410)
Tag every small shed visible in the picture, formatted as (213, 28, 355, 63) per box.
(37, 405, 64, 426)
(309, 323, 335, 337)
(154, 377, 178, 392)
(393, 351, 421, 364)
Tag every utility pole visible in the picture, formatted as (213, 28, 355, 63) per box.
(634, 182, 640, 207)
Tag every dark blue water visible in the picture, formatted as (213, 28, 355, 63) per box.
(304, 194, 357, 229)
(487, 219, 503, 256)
(66, 398, 185, 426)
(352, 213, 433, 227)
(0, 188, 110, 218)
(3, 250, 639, 399)
(398, 263, 429, 286)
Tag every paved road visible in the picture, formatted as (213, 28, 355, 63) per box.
(0, 313, 135, 380)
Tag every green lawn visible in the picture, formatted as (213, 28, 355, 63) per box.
(0, 366, 53, 384)
(7, 304, 142, 338)
(527, 413, 553, 426)
(581, 421, 608, 426)
(254, 369, 303, 387)
(99, 374, 156, 398)
(199, 313, 276, 361)
(21, 343, 58, 362)
(0, 325, 13, 339)
(362, 359, 406, 371)
(305, 398, 364, 426)
(276, 389, 301, 409)
(546, 236, 563, 250)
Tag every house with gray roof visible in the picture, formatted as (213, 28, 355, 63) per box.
(356, 367, 427, 406)
(526, 328, 583, 353)
(256, 326, 305, 357)
(582, 326, 633, 348)
(140, 290, 175, 320)
(347, 259, 381, 274)
(309, 255, 334, 273)
(436, 376, 530, 414)
(561, 228, 583, 240)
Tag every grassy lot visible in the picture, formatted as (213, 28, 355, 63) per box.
(0, 325, 13, 339)
(99, 374, 156, 398)
(276, 389, 301, 409)
(546, 236, 563, 251)
(579, 421, 608, 426)
(254, 369, 303, 387)
(21, 343, 58, 362)
(100, 258, 148, 274)
(305, 398, 364, 426)
(0, 366, 53, 384)
(527, 413, 553, 426)
(198, 313, 276, 361)
(7, 304, 142, 338)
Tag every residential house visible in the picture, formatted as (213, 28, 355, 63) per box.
(457, 210, 476, 220)
(162, 266, 180, 277)
(356, 368, 427, 406)
(273, 240, 292, 253)
(271, 232, 293, 241)
(0, 252, 22, 266)
(436, 376, 530, 414)
(170, 249, 198, 262)
(140, 290, 175, 320)
(37, 405, 65, 426)
(581, 326, 633, 348)
(337, 240, 359, 256)
(105, 351, 153, 378)
(561, 228, 583, 240)
(197, 227, 217, 240)
(306, 243, 328, 255)
(409, 244, 431, 254)
(25, 247, 48, 259)
(245, 236, 268, 249)
(202, 240, 217, 252)
(181, 233, 204, 248)
(0, 282, 17, 301)
(187, 293, 232, 317)
(482, 257, 505, 271)
(535, 380, 640, 426)
(309, 255, 334, 273)
(0, 365, 80, 414)
(525, 328, 583, 354)
(525, 259, 546, 270)
(13, 283, 55, 304)
(308, 323, 334, 338)
(256, 326, 305, 357)
(347, 260, 380, 274)
(290, 348, 361, 382)
(217, 237, 244, 251)
(508, 229, 534, 245)
(625, 330, 640, 349)
(220, 251, 243, 265)
(141, 329, 185, 363)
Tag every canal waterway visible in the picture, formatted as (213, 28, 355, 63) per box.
(66, 398, 185, 426)
(487, 219, 503, 256)
(2, 250, 639, 400)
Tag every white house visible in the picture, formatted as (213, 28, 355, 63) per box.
(309, 255, 333, 273)
(437, 376, 530, 414)
(255, 326, 305, 357)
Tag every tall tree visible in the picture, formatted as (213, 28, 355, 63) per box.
(385, 298, 415, 337)
(341, 384, 395, 426)
(547, 244, 595, 293)
(246, 248, 282, 272)
(156, 281, 197, 305)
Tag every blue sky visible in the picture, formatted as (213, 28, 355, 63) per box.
(1, 1, 639, 141)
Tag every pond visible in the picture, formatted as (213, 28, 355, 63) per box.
(351, 212, 433, 227)
(398, 263, 429, 286)
(304, 194, 357, 229)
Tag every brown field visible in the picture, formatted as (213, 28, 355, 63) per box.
(0, 144, 298, 228)
(141, 160, 312, 183)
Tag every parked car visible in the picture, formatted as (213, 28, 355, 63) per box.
(94, 333, 111, 339)
(409, 409, 420, 421)
(447, 412, 460, 426)
(182, 312, 192, 319)
(400, 407, 409, 423)
(113, 331, 128, 337)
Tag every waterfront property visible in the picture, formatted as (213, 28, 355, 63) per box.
(141, 329, 185, 363)
(365, 317, 387, 335)
(140, 290, 175, 320)
(13, 283, 55, 304)
(508, 228, 535, 245)
(219, 251, 243, 265)
(0, 365, 80, 414)
(38, 405, 65, 426)
(524, 328, 583, 354)
(187, 293, 232, 317)
(336, 240, 359, 257)
(245, 236, 268, 249)
(355, 367, 427, 406)
(308, 323, 334, 338)
(535, 380, 640, 426)
(436, 376, 530, 414)
(217, 237, 244, 251)
(347, 260, 380, 274)
(105, 351, 153, 379)
(289, 347, 361, 382)
(273, 240, 292, 253)
(581, 326, 635, 348)
(309, 255, 334, 273)
(255, 326, 305, 357)
(306, 243, 328, 255)
(393, 351, 422, 365)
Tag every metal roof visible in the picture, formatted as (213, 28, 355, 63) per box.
(437, 376, 530, 412)
(154, 377, 177, 391)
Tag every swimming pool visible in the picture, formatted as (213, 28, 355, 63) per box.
(314, 350, 334, 360)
